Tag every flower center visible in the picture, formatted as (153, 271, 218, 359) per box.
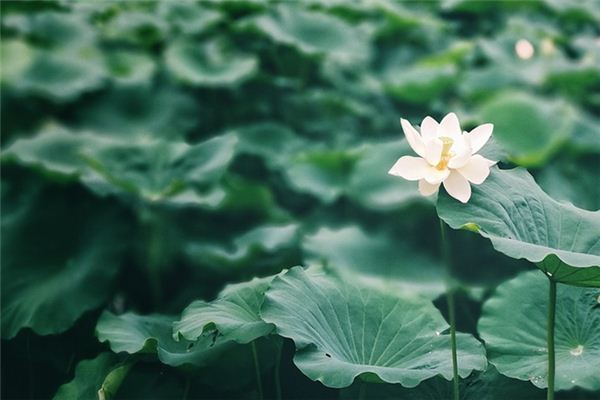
(435, 137, 454, 170)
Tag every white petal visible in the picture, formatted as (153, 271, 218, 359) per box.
(425, 138, 443, 166)
(388, 156, 430, 181)
(400, 118, 426, 158)
(418, 179, 440, 196)
(437, 112, 462, 140)
(443, 171, 471, 203)
(457, 154, 493, 184)
(447, 136, 472, 169)
(423, 166, 450, 185)
(420, 116, 439, 140)
(465, 123, 493, 154)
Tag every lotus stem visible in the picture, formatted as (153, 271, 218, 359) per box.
(547, 278, 557, 400)
(251, 341, 264, 400)
(274, 339, 283, 400)
(440, 220, 459, 400)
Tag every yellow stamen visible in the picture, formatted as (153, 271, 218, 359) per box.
(435, 137, 454, 170)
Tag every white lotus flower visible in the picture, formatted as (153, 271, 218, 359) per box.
(388, 112, 496, 203)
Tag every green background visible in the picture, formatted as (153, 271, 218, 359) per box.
(1, 0, 599, 399)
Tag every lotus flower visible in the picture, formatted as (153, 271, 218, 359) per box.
(389, 113, 496, 203)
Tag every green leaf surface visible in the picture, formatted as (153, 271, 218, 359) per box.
(185, 224, 299, 272)
(104, 50, 155, 85)
(96, 311, 231, 367)
(81, 134, 237, 203)
(96, 310, 279, 389)
(437, 167, 600, 287)
(478, 92, 574, 166)
(101, 11, 167, 46)
(233, 122, 306, 168)
(165, 38, 257, 86)
(537, 153, 600, 212)
(52, 353, 119, 400)
(2, 125, 102, 177)
(303, 226, 446, 299)
(479, 270, 600, 391)
(283, 149, 359, 203)
(174, 275, 275, 344)
(158, 2, 221, 35)
(340, 366, 544, 399)
(261, 267, 486, 389)
(246, 5, 369, 63)
(28, 12, 95, 48)
(15, 48, 105, 101)
(347, 140, 426, 210)
(1, 182, 126, 339)
(75, 86, 197, 138)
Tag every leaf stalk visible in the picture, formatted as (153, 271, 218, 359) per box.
(440, 220, 459, 400)
(547, 278, 557, 400)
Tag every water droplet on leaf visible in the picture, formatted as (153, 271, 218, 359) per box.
(570, 345, 584, 356)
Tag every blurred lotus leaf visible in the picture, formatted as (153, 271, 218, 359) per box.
(303, 226, 445, 299)
(1, 182, 127, 339)
(165, 38, 258, 87)
(244, 5, 370, 64)
(478, 92, 575, 166)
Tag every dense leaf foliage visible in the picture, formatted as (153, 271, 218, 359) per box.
(1, 1, 598, 399)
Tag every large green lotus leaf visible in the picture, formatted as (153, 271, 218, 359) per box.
(340, 366, 544, 399)
(537, 154, 600, 212)
(165, 38, 257, 87)
(569, 113, 600, 154)
(0, 40, 35, 84)
(478, 92, 575, 166)
(303, 226, 445, 299)
(261, 267, 486, 389)
(174, 275, 275, 344)
(96, 311, 279, 387)
(347, 140, 427, 210)
(185, 224, 299, 273)
(53, 353, 119, 400)
(101, 11, 168, 46)
(103, 50, 155, 85)
(1, 182, 126, 339)
(1, 125, 105, 177)
(96, 311, 232, 367)
(158, 2, 221, 35)
(75, 86, 197, 138)
(545, 63, 600, 104)
(245, 4, 369, 63)
(15, 47, 105, 101)
(28, 11, 95, 48)
(437, 167, 600, 287)
(383, 64, 456, 105)
(478, 270, 600, 391)
(370, 1, 445, 37)
(81, 134, 237, 203)
(232, 122, 306, 168)
(283, 149, 360, 204)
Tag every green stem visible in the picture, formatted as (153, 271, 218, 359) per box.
(440, 220, 459, 400)
(447, 288, 460, 400)
(274, 340, 283, 400)
(547, 278, 556, 400)
(27, 335, 34, 400)
(182, 375, 191, 400)
(251, 341, 264, 400)
(140, 206, 164, 306)
(358, 381, 367, 400)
